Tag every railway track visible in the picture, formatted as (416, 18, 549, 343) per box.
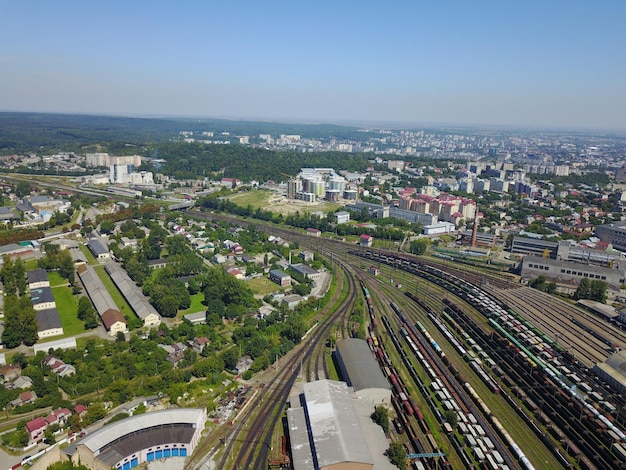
(492, 287, 618, 367)
(222, 255, 359, 469)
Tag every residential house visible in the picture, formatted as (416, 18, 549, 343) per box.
(26, 417, 47, 442)
(11, 390, 37, 407)
(227, 267, 245, 280)
(44, 356, 76, 377)
(235, 356, 253, 374)
(0, 364, 21, 382)
(190, 337, 210, 354)
(12, 376, 33, 390)
(27, 268, 49, 290)
(74, 404, 88, 417)
(45, 407, 71, 427)
(87, 239, 110, 261)
(159, 343, 187, 367)
(299, 250, 314, 262)
(281, 294, 304, 310)
(30, 287, 56, 311)
(101, 308, 128, 337)
(147, 258, 168, 269)
(334, 211, 350, 224)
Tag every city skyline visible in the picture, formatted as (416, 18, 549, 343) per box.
(2, 1, 626, 130)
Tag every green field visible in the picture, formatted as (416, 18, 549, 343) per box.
(93, 265, 136, 324)
(79, 244, 99, 265)
(50, 285, 84, 337)
(23, 259, 39, 271)
(246, 276, 281, 296)
(181, 293, 206, 315)
(228, 189, 341, 215)
(228, 189, 272, 208)
(48, 271, 68, 287)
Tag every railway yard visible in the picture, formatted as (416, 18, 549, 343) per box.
(356, 248, 626, 470)
(184, 211, 626, 470)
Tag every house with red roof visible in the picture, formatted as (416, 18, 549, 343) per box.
(11, 390, 38, 407)
(359, 234, 373, 247)
(74, 404, 88, 417)
(26, 417, 47, 441)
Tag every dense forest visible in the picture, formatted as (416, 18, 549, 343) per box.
(143, 143, 370, 181)
(0, 112, 373, 156)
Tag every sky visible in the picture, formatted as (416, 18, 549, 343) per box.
(1, 1, 626, 130)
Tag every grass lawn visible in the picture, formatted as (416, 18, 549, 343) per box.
(181, 292, 206, 315)
(228, 189, 272, 208)
(48, 271, 68, 287)
(93, 265, 136, 322)
(23, 259, 40, 271)
(79, 244, 99, 265)
(228, 189, 341, 215)
(246, 277, 280, 296)
(50, 285, 84, 336)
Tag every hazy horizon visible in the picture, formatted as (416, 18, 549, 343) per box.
(2, 1, 626, 131)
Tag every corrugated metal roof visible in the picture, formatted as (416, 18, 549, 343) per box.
(287, 407, 315, 470)
(105, 262, 161, 323)
(303, 379, 373, 467)
(336, 338, 390, 393)
(77, 264, 118, 314)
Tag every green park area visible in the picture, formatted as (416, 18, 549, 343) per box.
(246, 276, 281, 297)
(50, 285, 84, 337)
(181, 293, 206, 315)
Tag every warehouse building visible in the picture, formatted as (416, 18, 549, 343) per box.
(105, 262, 161, 327)
(592, 350, 626, 398)
(334, 338, 391, 405)
(520, 256, 623, 292)
(287, 379, 394, 470)
(77, 264, 127, 336)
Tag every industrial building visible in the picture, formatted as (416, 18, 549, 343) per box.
(334, 338, 391, 405)
(287, 379, 394, 470)
(519, 256, 623, 292)
(596, 223, 626, 252)
(77, 264, 128, 336)
(105, 262, 161, 327)
(63, 408, 206, 470)
(592, 351, 626, 398)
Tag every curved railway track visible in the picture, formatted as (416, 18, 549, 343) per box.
(222, 256, 359, 469)
(183, 211, 626, 468)
(492, 287, 620, 367)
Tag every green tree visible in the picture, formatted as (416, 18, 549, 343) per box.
(99, 220, 115, 235)
(590, 280, 607, 303)
(82, 402, 107, 426)
(14, 258, 27, 296)
(221, 347, 239, 370)
(371, 405, 390, 434)
(529, 276, 547, 291)
(386, 442, 407, 469)
(20, 297, 38, 346)
(77, 296, 94, 320)
(281, 316, 307, 344)
(409, 239, 430, 255)
(574, 278, 590, 300)
(443, 409, 458, 428)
